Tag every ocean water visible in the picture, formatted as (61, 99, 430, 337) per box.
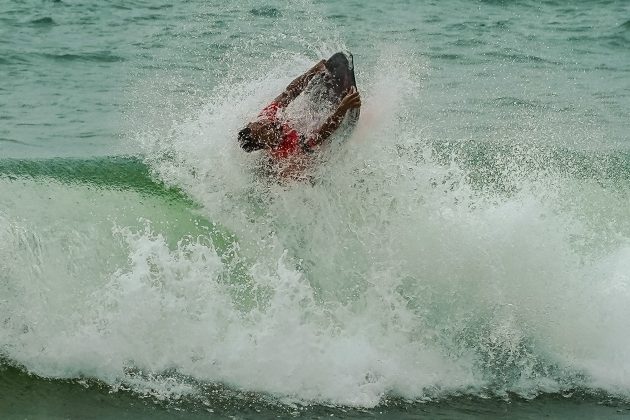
(1, 0, 630, 418)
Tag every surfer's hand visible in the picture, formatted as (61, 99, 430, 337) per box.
(337, 87, 361, 113)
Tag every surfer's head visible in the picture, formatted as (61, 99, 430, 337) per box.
(238, 120, 280, 152)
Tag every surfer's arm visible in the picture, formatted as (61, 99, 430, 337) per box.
(305, 87, 361, 148)
(273, 60, 326, 107)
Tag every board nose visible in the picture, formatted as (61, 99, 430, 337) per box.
(324, 51, 356, 95)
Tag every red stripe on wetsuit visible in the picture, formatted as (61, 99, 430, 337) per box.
(259, 102, 315, 159)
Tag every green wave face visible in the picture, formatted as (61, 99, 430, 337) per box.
(0, 157, 185, 199)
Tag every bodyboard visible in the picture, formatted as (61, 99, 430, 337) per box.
(323, 52, 360, 122)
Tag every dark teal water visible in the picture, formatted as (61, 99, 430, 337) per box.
(1, 0, 630, 418)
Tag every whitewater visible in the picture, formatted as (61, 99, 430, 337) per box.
(1, 0, 629, 417)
